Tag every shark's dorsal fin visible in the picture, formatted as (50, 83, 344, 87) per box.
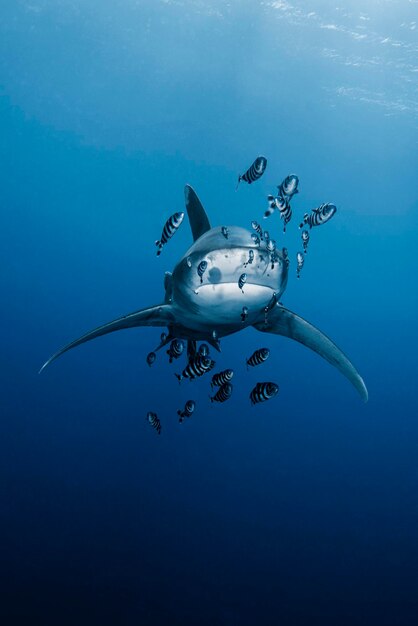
(254, 304, 368, 402)
(184, 185, 211, 242)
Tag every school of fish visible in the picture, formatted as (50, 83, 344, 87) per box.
(146, 156, 337, 435)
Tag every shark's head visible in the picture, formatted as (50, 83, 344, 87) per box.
(170, 226, 288, 334)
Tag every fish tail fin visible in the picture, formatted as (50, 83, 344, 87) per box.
(175, 373, 182, 383)
(236, 176, 241, 191)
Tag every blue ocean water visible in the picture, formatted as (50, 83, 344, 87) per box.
(1, 1, 417, 624)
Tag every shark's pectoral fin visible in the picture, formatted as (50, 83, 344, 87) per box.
(253, 305, 368, 402)
(39, 304, 175, 373)
(184, 185, 211, 242)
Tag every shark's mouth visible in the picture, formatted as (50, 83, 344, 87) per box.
(192, 281, 275, 301)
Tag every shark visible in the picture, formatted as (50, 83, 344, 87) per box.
(40, 185, 368, 402)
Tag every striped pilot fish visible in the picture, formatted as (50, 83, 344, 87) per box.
(155, 212, 184, 256)
(251, 221, 263, 241)
(264, 196, 276, 219)
(275, 195, 292, 232)
(251, 233, 261, 247)
(221, 226, 229, 239)
(241, 306, 249, 323)
(266, 239, 276, 269)
(278, 174, 299, 201)
(296, 251, 304, 279)
(263, 292, 278, 325)
(198, 343, 210, 357)
(237, 156, 267, 188)
(197, 260, 208, 284)
(300, 203, 337, 229)
(238, 273, 247, 293)
(146, 411, 161, 434)
(301, 229, 310, 253)
(177, 400, 195, 423)
(246, 348, 270, 368)
(244, 249, 254, 267)
(210, 382, 233, 403)
(282, 247, 290, 268)
(146, 351, 156, 367)
(175, 355, 215, 382)
(166, 339, 184, 363)
(211, 368, 234, 389)
(250, 382, 279, 405)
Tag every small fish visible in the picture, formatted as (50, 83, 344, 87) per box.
(221, 226, 229, 239)
(160, 332, 167, 343)
(166, 339, 184, 363)
(264, 195, 276, 218)
(274, 196, 292, 232)
(267, 239, 276, 269)
(247, 348, 270, 368)
(250, 382, 279, 405)
(244, 249, 254, 267)
(241, 306, 249, 323)
(146, 411, 161, 435)
(278, 174, 299, 200)
(251, 233, 261, 247)
(264, 292, 278, 325)
(301, 229, 310, 253)
(212, 329, 218, 341)
(296, 251, 304, 278)
(197, 260, 208, 284)
(155, 212, 184, 256)
(177, 400, 195, 423)
(198, 343, 210, 357)
(175, 355, 215, 382)
(263, 230, 270, 244)
(251, 221, 263, 241)
(146, 351, 156, 367)
(237, 156, 267, 188)
(282, 247, 289, 266)
(266, 238, 276, 253)
(210, 382, 233, 403)
(211, 369, 234, 389)
(300, 203, 337, 229)
(238, 273, 247, 292)
(186, 256, 192, 268)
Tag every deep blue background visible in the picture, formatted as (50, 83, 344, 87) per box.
(1, 1, 417, 624)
